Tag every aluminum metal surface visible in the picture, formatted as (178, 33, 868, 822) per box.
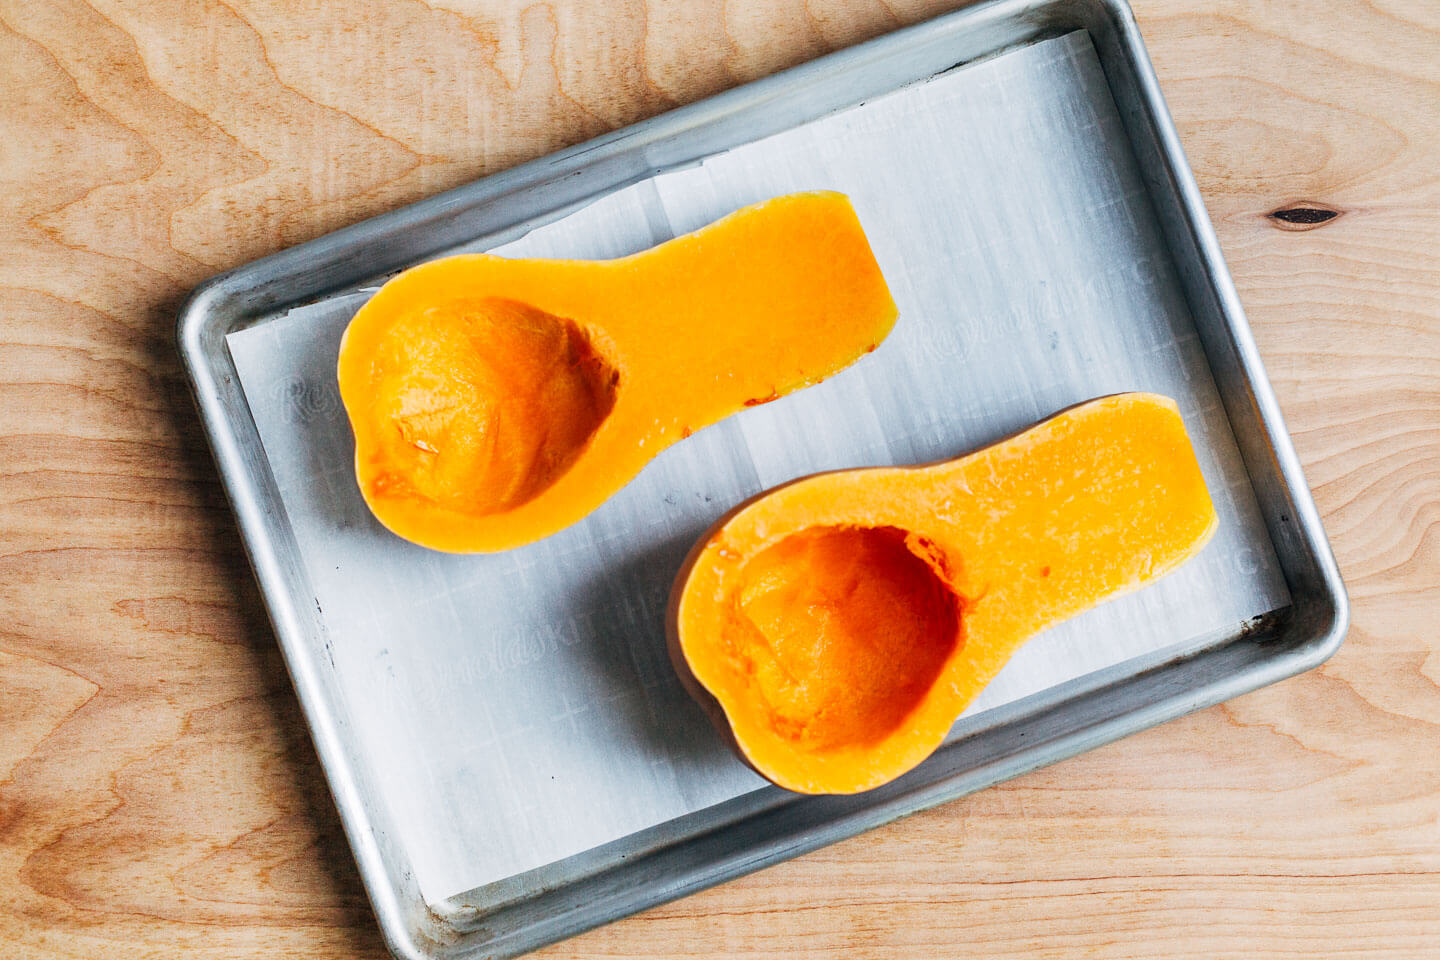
(176, 1, 1348, 957)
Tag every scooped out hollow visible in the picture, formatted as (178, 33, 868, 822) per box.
(729, 525, 963, 751)
(362, 297, 618, 516)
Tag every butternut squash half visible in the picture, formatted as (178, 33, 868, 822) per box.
(337, 191, 897, 553)
(668, 393, 1218, 794)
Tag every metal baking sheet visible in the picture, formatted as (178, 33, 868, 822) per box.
(229, 29, 1286, 902)
(177, 1, 1347, 957)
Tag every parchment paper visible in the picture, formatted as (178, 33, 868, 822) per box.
(227, 31, 1290, 904)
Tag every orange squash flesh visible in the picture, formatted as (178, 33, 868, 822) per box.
(668, 393, 1218, 794)
(337, 191, 898, 553)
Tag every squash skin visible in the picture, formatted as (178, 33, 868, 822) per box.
(667, 393, 1219, 794)
(337, 192, 897, 553)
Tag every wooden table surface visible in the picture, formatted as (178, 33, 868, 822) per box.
(2, 0, 1437, 957)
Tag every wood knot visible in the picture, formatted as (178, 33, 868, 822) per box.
(1266, 201, 1342, 231)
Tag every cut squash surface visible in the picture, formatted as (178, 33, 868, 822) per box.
(668, 393, 1218, 794)
(337, 191, 898, 553)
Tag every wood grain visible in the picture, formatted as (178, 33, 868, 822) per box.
(1, 0, 1436, 957)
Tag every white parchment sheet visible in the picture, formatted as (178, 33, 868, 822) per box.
(227, 32, 1290, 903)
